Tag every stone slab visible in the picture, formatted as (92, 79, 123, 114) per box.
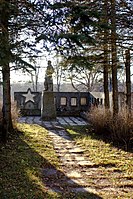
(66, 171, 82, 178)
(75, 156, 85, 161)
(42, 168, 57, 177)
(67, 178, 86, 185)
(57, 117, 68, 125)
(25, 116, 33, 122)
(33, 116, 41, 123)
(60, 161, 76, 166)
(71, 187, 97, 193)
(18, 117, 27, 123)
(42, 122, 53, 128)
(68, 148, 85, 153)
(77, 161, 94, 166)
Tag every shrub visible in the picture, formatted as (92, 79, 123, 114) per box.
(88, 107, 112, 135)
(0, 101, 20, 127)
(110, 107, 133, 149)
(11, 101, 20, 127)
(88, 106, 133, 150)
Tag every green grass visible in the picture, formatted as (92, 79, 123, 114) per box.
(65, 125, 133, 199)
(0, 123, 102, 199)
(1, 123, 133, 198)
(0, 123, 61, 199)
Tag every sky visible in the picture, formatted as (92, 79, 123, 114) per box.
(10, 56, 133, 84)
(10, 53, 55, 83)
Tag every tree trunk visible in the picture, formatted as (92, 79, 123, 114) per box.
(111, 0, 118, 115)
(1, 0, 13, 142)
(103, 0, 110, 109)
(125, 49, 131, 112)
(2, 65, 13, 133)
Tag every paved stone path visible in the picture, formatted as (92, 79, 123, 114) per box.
(18, 116, 132, 198)
(18, 116, 88, 126)
(18, 116, 98, 194)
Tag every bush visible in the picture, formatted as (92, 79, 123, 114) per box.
(88, 107, 133, 150)
(11, 101, 20, 127)
(0, 101, 20, 127)
(110, 108, 133, 149)
(88, 107, 111, 135)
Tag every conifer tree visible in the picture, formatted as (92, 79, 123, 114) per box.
(102, 0, 110, 109)
(0, 0, 47, 141)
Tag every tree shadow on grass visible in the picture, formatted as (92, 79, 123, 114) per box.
(0, 130, 102, 199)
(90, 129, 133, 153)
(68, 125, 133, 153)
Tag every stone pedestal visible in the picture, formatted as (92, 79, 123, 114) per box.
(41, 90, 56, 120)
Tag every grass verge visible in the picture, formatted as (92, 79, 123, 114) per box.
(0, 123, 61, 199)
(66, 125, 133, 199)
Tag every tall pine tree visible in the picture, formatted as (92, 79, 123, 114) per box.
(0, 0, 48, 141)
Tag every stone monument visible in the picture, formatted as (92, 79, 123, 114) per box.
(41, 60, 56, 120)
(44, 60, 54, 91)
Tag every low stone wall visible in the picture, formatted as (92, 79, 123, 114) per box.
(54, 92, 93, 116)
(14, 88, 95, 116)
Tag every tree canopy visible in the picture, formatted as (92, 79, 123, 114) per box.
(0, 0, 133, 141)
